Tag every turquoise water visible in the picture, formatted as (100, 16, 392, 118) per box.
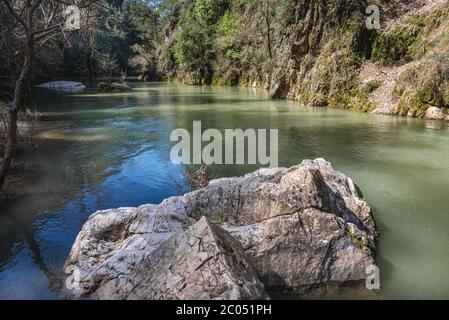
(0, 82, 448, 299)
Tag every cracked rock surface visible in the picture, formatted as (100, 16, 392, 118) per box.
(65, 158, 379, 299)
(89, 216, 268, 299)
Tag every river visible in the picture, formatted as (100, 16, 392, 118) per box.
(0, 82, 448, 299)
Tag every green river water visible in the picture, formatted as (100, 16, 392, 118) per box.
(0, 82, 448, 299)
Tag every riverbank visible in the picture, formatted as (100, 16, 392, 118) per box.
(160, 0, 449, 122)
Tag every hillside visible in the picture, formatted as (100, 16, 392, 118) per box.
(154, 0, 449, 119)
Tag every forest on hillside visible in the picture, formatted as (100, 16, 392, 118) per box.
(0, 0, 311, 94)
(2, 0, 448, 108)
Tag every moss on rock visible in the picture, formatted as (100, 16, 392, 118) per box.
(394, 57, 449, 115)
(372, 6, 449, 66)
(372, 17, 425, 65)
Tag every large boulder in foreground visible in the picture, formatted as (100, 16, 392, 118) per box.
(65, 159, 379, 299)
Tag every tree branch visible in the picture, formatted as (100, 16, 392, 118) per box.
(31, 0, 44, 12)
(32, 22, 64, 39)
(2, 0, 27, 30)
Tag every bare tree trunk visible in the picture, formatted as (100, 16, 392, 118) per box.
(0, 2, 34, 192)
(0, 0, 96, 193)
(263, 0, 273, 60)
(266, 22, 272, 60)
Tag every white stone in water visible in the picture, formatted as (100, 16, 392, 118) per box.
(35, 81, 85, 93)
(425, 107, 445, 120)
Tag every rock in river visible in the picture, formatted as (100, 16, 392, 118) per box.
(425, 107, 446, 120)
(35, 81, 85, 93)
(97, 82, 131, 92)
(65, 158, 379, 299)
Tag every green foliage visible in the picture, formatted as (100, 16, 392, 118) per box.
(297, 26, 364, 109)
(171, 0, 232, 83)
(215, 12, 241, 60)
(372, 7, 449, 65)
(394, 57, 449, 113)
(62, 0, 449, 115)
(194, 0, 230, 25)
(351, 80, 382, 101)
(371, 18, 425, 65)
(335, 80, 383, 113)
(346, 228, 369, 253)
(173, 16, 210, 69)
(61, 0, 162, 79)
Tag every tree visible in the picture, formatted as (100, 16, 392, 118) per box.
(127, 0, 161, 79)
(171, 0, 231, 84)
(259, 0, 276, 60)
(0, 0, 97, 192)
(99, 49, 119, 83)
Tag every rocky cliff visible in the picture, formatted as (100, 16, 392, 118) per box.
(65, 159, 379, 299)
(158, 0, 449, 120)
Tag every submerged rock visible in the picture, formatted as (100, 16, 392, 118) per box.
(65, 159, 379, 299)
(97, 82, 131, 92)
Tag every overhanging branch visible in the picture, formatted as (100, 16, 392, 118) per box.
(32, 22, 64, 39)
(31, 0, 44, 12)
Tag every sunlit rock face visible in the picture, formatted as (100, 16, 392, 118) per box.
(264, 0, 370, 106)
(82, 216, 269, 300)
(65, 158, 379, 299)
(425, 107, 446, 120)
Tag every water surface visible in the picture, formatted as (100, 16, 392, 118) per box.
(0, 82, 448, 299)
